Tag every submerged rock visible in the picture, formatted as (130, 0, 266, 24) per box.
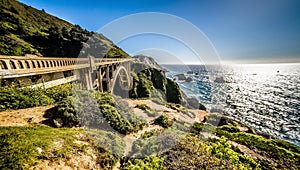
(214, 77, 226, 83)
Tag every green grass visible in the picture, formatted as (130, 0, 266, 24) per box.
(0, 125, 83, 170)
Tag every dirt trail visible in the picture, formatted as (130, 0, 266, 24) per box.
(113, 99, 207, 170)
(0, 105, 55, 126)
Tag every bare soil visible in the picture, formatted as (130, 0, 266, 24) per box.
(0, 105, 55, 126)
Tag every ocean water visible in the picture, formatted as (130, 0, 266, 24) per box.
(162, 63, 300, 146)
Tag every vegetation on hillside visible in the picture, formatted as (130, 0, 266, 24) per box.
(0, 83, 71, 111)
(50, 90, 146, 134)
(0, 84, 299, 169)
(0, 125, 82, 169)
(0, 1, 299, 168)
(0, 0, 129, 58)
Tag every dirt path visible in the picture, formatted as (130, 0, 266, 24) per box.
(113, 99, 207, 170)
(0, 105, 55, 126)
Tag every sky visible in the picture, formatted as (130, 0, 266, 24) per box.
(19, 0, 300, 64)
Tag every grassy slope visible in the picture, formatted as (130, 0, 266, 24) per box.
(0, 0, 129, 58)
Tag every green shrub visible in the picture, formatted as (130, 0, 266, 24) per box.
(163, 135, 234, 169)
(0, 87, 54, 111)
(205, 137, 259, 169)
(218, 125, 240, 133)
(121, 155, 166, 170)
(114, 97, 147, 132)
(87, 129, 125, 158)
(100, 104, 134, 135)
(190, 122, 204, 134)
(135, 104, 150, 111)
(165, 103, 189, 114)
(53, 96, 80, 127)
(45, 83, 72, 102)
(140, 129, 161, 139)
(135, 104, 157, 117)
(153, 115, 174, 128)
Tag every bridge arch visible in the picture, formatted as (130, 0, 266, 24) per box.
(110, 65, 131, 96)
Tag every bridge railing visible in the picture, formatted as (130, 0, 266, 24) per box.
(0, 55, 132, 79)
(0, 55, 132, 71)
(0, 55, 86, 70)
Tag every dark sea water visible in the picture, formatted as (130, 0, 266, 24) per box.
(162, 63, 300, 146)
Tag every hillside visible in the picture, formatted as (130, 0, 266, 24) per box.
(133, 55, 163, 70)
(0, 0, 129, 58)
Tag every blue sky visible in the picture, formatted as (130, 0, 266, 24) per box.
(20, 0, 300, 64)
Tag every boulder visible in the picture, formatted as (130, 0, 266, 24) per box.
(186, 97, 207, 111)
(53, 118, 63, 128)
(186, 77, 193, 82)
(175, 74, 186, 81)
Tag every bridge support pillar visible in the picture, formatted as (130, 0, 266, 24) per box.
(106, 66, 110, 92)
(83, 68, 93, 90)
(97, 68, 103, 92)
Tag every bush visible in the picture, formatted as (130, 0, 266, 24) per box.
(45, 83, 72, 102)
(100, 104, 133, 135)
(205, 137, 259, 169)
(121, 155, 166, 170)
(218, 125, 240, 133)
(135, 104, 157, 117)
(135, 104, 150, 111)
(163, 135, 234, 169)
(114, 97, 147, 132)
(0, 87, 54, 111)
(153, 115, 174, 128)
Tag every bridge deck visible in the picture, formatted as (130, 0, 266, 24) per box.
(0, 55, 132, 78)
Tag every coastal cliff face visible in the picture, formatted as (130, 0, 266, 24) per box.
(130, 62, 182, 104)
(131, 55, 206, 110)
(0, 0, 129, 58)
(130, 55, 184, 104)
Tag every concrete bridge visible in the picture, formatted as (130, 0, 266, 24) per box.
(0, 55, 133, 94)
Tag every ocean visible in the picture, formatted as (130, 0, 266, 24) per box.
(162, 63, 300, 146)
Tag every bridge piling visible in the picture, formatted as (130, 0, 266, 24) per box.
(106, 66, 110, 92)
(97, 68, 103, 92)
